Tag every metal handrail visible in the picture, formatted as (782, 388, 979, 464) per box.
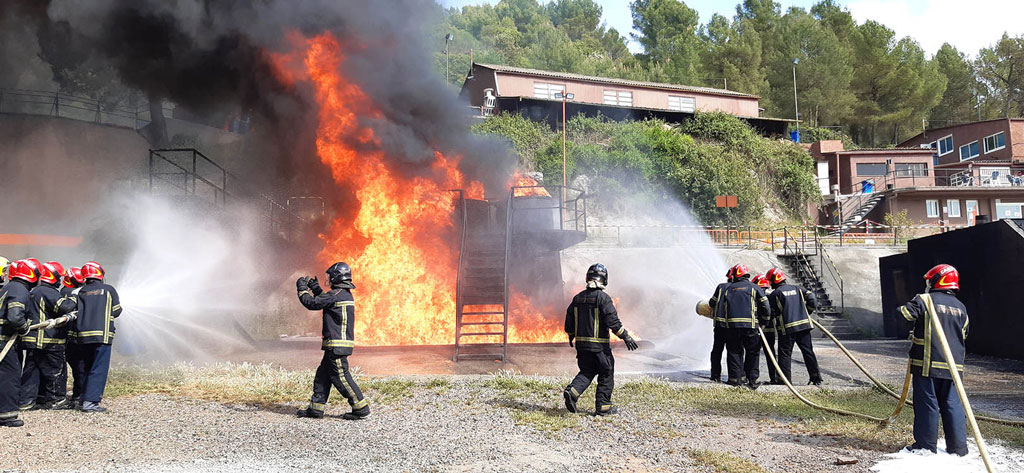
(451, 190, 466, 361)
(502, 188, 513, 362)
(813, 232, 845, 315)
(508, 185, 588, 234)
(0, 87, 175, 130)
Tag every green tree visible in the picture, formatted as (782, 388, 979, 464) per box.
(544, 0, 602, 41)
(698, 13, 768, 95)
(977, 34, 1024, 117)
(931, 44, 980, 125)
(630, 0, 702, 83)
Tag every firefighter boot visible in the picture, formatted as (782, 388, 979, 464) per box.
(596, 406, 619, 416)
(296, 408, 324, 419)
(563, 388, 579, 413)
(80, 401, 107, 413)
(0, 418, 25, 427)
(342, 405, 370, 420)
(51, 398, 74, 410)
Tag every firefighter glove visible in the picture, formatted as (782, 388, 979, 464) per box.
(621, 331, 639, 351)
(296, 277, 309, 290)
(568, 334, 574, 347)
(309, 276, 322, 294)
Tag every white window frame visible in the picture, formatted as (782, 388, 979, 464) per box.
(937, 135, 954, 156)
(959, 140, 979, 161)
(533, 82, 565, 100)
(668, 95, 696, 113)
(603, 89, 633, 106)
(926, 199, 940, 218)
(947, 199, 961, 218)
(983, 131, 1006, 154)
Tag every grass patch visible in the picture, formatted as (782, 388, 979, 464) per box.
(484, 369, 561, 396)
(508, 406, 580, 434)
(425, 378, 452, 393)
(106, 362, 311, 406)
(361, 379, 415, 404)
(686, 448, 772, 473)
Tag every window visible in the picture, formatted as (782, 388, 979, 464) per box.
(603, 90, 633, 106)
(856, 163, 887, 176)
(937, 135, 954, 156)
(947, 199, 961, 218)
(894, 163, 928, 177)
(926, 199, 940, 218)
(983, 132, 1006, 153)
(668, 95, 696, 113)
(533, 82, 565, 100)
(959, 140, 979, 161)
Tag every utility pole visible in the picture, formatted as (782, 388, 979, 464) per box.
(444, 34, 454, 85)
(792, 58, 800, 142)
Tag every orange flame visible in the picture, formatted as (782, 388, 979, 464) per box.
(511, 172, 551, 197)
(289, 32, 559, 346)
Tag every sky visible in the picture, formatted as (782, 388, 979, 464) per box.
(438, 0, 1024, 57)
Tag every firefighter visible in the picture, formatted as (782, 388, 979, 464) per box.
(19, 262, 77, 410)
(295, 262, 370, 420)
(1, 260, 36, 427)
(707, 268, 734, 383)
(0, 256, 10, 285)
(898, 264, 969, 456)
(765, 268, 822, 386)
(721, 264, 770, 389)
(752, 273, 780, 385)
(562, 263, 639, 416)
(67, 261, 122, 413)
(58, 266, 84, 408)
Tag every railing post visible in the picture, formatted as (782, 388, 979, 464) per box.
(192, 151, 198, 196)
(148, 151, 153, 193)
(771, 229, 775, 252)
(53, 93, 59, 117)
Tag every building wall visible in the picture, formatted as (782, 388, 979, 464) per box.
(830, 152, 935, 193)
(882, 194, 1003, 226)
(901, 119, 1017, 165)
(492, 73, 761, 117)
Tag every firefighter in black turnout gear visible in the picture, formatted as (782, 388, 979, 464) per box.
(752, 273, 780, 385)
(1, 260, 36, 427)
(722, 264, 770, 389)
(765, 268, 822, 385)
(563, 263, 639, 416)
(899, 264, 969, 456)
(20, 262, 77, 410)
(296, 262, 370, 420)
(68, 261, 122, 413)
(707, 268, 734, 383)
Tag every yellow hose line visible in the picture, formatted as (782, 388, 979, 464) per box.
(0, 317, 74, 361)
(812, 318, 1024, 427)
(924, 297, 994, 473)
(756, 326, 896, 424)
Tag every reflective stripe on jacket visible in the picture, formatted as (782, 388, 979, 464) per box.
(564, 287, 625, 352)
(899, 291, 969, 379)
(69, 281, 122, 345)
(299, 285, 356, 355)
(721, 279, 770, 329)
(767, 283, 817, 336)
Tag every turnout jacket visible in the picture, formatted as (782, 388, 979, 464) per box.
(0, 279, 31, 343)
(21, 283, 76, 350)
(720, 279, 770, 329)
(767, 284, 817, 336)
(299, 284, 356, 355)
(708, 282, 730, 328)
(899, 290, 968, 380)
(70, 280, 122, 345)
(564, 287, 627, 352)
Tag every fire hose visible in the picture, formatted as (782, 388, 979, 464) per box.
(0, 313, 77, 361)
(696, 300, 1013, 473)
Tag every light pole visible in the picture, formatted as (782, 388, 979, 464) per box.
(555, 91, 575, 214)
(792, 58, 800, 142)
(976, 93, 984, 121)
(444, 33, 454, 85)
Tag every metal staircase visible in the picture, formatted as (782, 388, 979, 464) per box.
(831, 192, 885, 235)
(777, 229, 859, 339)
(453, 194, 510, 362)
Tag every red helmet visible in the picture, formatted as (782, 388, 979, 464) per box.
(752, 274, 770, 289)
(766, 267, 787, 286)
(925, 264, 959, 291)
(64, 267, 85, 288)
(81, 261, 105, 281)
(39, 262, 61, 285)
(730, 264, 749, 279)
(24, 258, 42, 273)
(46, 261, 66, 278)
(9, 259, 39, 284)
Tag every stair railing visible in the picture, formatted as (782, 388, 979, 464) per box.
(452, 190, 467, 360)
(813, 231, 845, 316)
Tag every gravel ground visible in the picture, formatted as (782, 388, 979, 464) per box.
(2, 377, 888, 473)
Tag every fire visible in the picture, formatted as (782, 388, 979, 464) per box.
(289, 32, 559, 346)
(511, 172, 551, 197)
(460, 290, 565, 344)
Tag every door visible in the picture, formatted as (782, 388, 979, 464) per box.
(966, 200, 979, 226)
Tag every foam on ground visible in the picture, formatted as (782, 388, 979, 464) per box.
(871, 438, 1024, 473)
